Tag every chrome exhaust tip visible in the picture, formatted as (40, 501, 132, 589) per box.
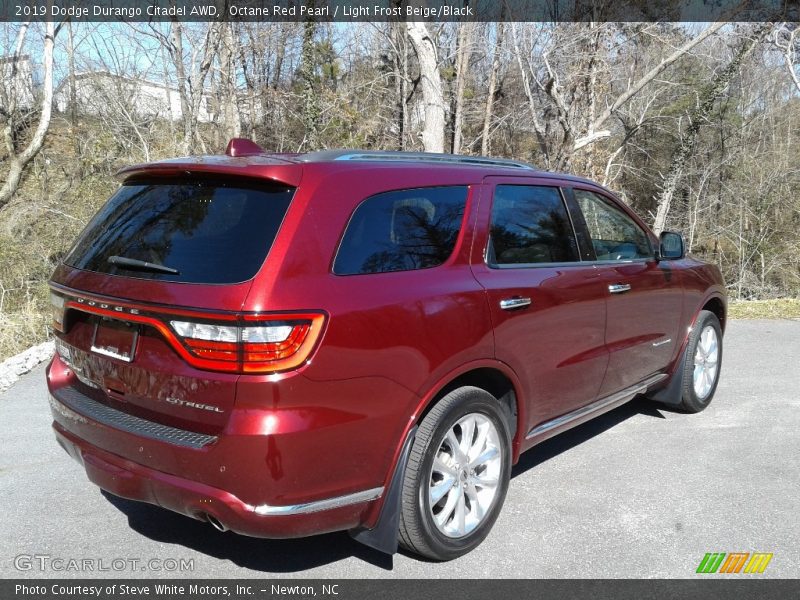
(205, 513, 228, 532)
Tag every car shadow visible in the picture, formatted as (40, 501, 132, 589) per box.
(512, 397, 676, 479)
(102, 397, 677, 572)
(101, 491, 393, 573)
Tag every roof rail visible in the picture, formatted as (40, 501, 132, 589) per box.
(298, 150, 534, 170)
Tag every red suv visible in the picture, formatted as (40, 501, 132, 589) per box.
(47, 140, 726, 560)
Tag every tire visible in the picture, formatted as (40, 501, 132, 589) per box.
(679, 310, 723, 413)
(398, 386, 512, 560)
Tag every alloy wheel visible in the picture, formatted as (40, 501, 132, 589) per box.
(693, 325, 719, 399)
(427, 412, 503, 538)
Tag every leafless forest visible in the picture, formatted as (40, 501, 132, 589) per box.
(1, 20, 799, 359)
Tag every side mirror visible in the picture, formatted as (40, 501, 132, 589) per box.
(659, 231, 685, 260)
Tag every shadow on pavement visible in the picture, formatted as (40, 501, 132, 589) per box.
(102, 397, 676, 572)
(101, 492, 393, 573)
(512, 397, 675, 478)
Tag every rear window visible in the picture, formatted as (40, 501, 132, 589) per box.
(333, 186, 468, 275)
(64, 179, 294, 284)
(489, 185, 579, 265)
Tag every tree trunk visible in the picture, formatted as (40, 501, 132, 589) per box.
(67, 21, 76, 128)
(159, 41, 178, 146)
(653, 28, 764, 234)
(164, 21, 218, 154)
(300, 20, 320, 150)
(169, 21, 194, 154)
(511, 23, 550, 167)
(406, 20, 445, 153)
(0, 20, 56, 210)
(481, 22, 504, 156)
(392, 21, 408, 151)
(272, 23, 289, 90)
(219, 21, 242, 141)
(452, 22, 473, 155)
(776, 24, 800, 93)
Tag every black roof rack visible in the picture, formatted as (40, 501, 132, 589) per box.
(296, 150, 535, 170)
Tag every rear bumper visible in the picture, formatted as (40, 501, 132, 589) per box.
(52, 422, 381, 538)
(45, 353, 407, 539)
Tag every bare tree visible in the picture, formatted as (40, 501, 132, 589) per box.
(481, 22, 504, 156)
(0, 21, 57, 209)
(392, 21, 410, 150)
(406, 20, 445, 153)
(217, 21, 241, 142)
(512, 22, 726, 170)
(300, 20, 320, 150)
(653, 26, 766, 234)
(451, 22, 474, 154)
(574, 22, 726, 154)
(774, 23, 800, 94)
(137, 21, 220, 154)
(66, 21, 76, 128)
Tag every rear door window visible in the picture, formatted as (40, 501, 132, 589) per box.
(333, 186, 468, 275)
(64, 179, 294, 284)
(488, 185, 579, 265)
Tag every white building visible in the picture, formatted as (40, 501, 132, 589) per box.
(0, 54, 35, 110)
(55, 71, 213, 123)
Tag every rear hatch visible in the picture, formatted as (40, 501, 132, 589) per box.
(50, 172, 296, 433)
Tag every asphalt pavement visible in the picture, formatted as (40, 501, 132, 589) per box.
(2, 319, 798, 578)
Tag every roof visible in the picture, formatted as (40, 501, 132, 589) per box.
(281, 148, 603, 187)
(291, 149, 536, 171)
(117, 139, 604, 190)
(223, 138, 537, 171)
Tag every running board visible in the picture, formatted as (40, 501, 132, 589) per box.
(525, 373, 668, 440)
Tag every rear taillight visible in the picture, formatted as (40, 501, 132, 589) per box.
(168, 316, 324, 373)
(56, 290, 326, 375)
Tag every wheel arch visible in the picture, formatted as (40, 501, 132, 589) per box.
(650, 292, 726, 407)
(701, 295, 727, 334)
(412, 361, 525, 463)
(354, 360, 525, 545)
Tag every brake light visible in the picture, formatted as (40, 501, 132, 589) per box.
(169, 314, 325, 373)
(56, 290, 326, 375)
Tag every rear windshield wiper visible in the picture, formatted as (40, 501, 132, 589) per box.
(107, 255, 180, 275)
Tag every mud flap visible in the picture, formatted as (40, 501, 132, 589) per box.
(648, 344, 688, 407)
(349, 426, 417, 555)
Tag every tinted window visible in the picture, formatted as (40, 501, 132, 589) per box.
(488, 185, 579, 265)
(574, 190, 653, 260)
(64, 180, 294, 284)
(334, 186, 467, 275)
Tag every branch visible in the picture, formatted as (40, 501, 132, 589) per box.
(775, 24, 800, 94)
(573, 129, 611, 150)
(585, 21, 726, 143)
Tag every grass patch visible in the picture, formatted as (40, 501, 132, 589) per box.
(0, 308, 50, 363)
(728, 298, 800, 319)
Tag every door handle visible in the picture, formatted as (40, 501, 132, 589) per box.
(608, 283, 631, 294)
(499, 297, 532, 310)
